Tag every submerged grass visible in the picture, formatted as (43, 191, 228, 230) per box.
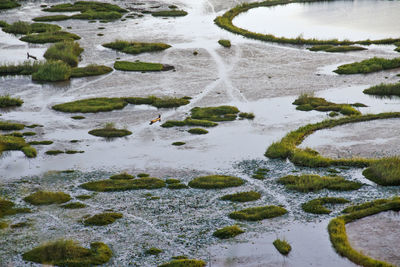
(363, 82, 400, 97)
(308, 45, 366, 53)
(24, 191, 71, 205)
(220, 191, 261, 202)
(302, 197, 350, 214)
(273, 239, 291, 255)
(80, 177, 166, 192)
(0, 95, 23, 108)
(334, 57, 400, 74)
(362, 157, 400, 186)
(22, 239, 112, 266)
(278, 174, 362, 192)
(188, 175, 245, 189)
(103, 40, 171, 55)
(84, 212, 122, 226)
(213, 225, 244, 239)
(229, 205, 287, 221)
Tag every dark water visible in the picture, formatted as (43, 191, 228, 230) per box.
(233, 0, 400, 41)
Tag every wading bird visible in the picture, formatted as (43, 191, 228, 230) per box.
(150, 114, 161, 125)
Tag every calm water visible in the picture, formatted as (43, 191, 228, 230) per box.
(233, 0, 400, 41)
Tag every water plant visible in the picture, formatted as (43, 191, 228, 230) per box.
(158, 259, 206, 267)
(218, 39, 231, 48)
(114, 61, 173, 71)
(20, 31, 80, 44)
(71, 65, 113, 77)
(71, 116, 85, 120)
(363, 82, 400, 97)
(229, 205, 287, 221)
(213, 225, 244, 239)
(31, 60, 71, 82)
(88, 123, 132, 138)
(110, 172, 134, 180)
(308, 45, 366, 52)
(1, 21, 60, 34)
(151, 10, 188, 17)
(146, 247, 163, 255)
(239, 112, 255, 119)
(191, 106, 239, 121)
(362, 157, 400, 186)
(80, 177, 166, 192)
(334, 57, 400, 74)
(0, 0, 20, 9)
(277, 174, 362, 192)
(273, 239, 291, 255)
(188, 175, 245, 189)
(61, 202, 87, 209)
(0, 120, 24, 130)
(0, 198, 30, 219)
(188, 128, 208, 135)
(44, 41, 83, 67)
(172, 141, 185, 146)
(24, 191, 71, 205)
(22, 239, 112, 266)
(0, 134, 37, 158)
(84, 212, 122, 226)
(220, 191, 261, 202)
(302, 197, 350, 214)
(102, 40, 171, 55)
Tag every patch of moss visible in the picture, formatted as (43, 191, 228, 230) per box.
(124, 96, 190, 108)
(0, 134, 36, 158)
(88, 127, 132, 138)
(110, 172, 134, 180)
(0, 120, 24, 130)
(229, 205, 287, 221)
(103, 40, 171, 55)
(278, 174, 362, 193)
(84, 212, 122, 226)
(137, 173, 150, 177)
(191, 106, 239, 121)
(28, 140, 53, 145)
(167, 183, 188, 189)
(61, 202, 86, 209)
(71, 10, 122, 20)
(172, 141, 185, 146)
(308, 45, 366, 52)
(0, 95, 23, 108)
(158, 259, 206, 267)
(146, 247, 163, 255)
(46, 150, 64, 155)
(334, 57, 400, 74)
(53, 97, 128, 113)
(44, 1, 127, 13)
(362, 157, 400, 186)
(363, 82, 400, 97)
(20, 31, 81, 44)
(221, 191, 261, 202)
(162, 118, 218, 128)
(44, 41, 83, 67)
(1, 21, 60, 34)
(251, 168, 269, 180)
(11, 221, 31, 228)
(302, 197, 350, 214)
(0, 198, 31, 219)
(218, 39, 231, 48)
(81, 177, 166, 192)
(24, 191, 71, 205)
(273, 239, 291, 255)
(238, 112, 254, 119)
(22, 131, 36, 136)
(114, 60, 173, 71)
(165, 179, 180, 184)
(189, 175, 245, 189)
(76, 194, 92, 200)
(188, 128, 208, 135)
(22, 239, 112, 266)
(32, 60, 71, 82)
(213, 225, 244, 239)
(32, 15, 71, 21)
(0, 0, 20, 10)
(151, 10, 188, 17)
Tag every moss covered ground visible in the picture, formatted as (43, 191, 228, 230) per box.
(188, 175, 245, 189)
(213, 225, 244, 239)
(273, 239, 291, 255)
(24, 191, 71, 205)
(80, 177, 166, 192)
(302, 197, 350, 214)
(103, 40, 171, 55)
(229, 205, 287, 221)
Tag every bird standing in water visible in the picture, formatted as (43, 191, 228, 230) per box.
(150, 114, 161, 125)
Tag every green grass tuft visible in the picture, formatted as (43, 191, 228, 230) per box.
(20, 31, 81, 44)
(229, 205, 287, 221)
(71, 116, 85, 120)
(362, 157, 400, 186)
(151, 10, 188, 17)
(81, 177, 166, 192)
(165, 179, 181, 184)
(334, 57, 400, 74)
(220, 191, 261, 202)
(110, 172, 134, 180)
(44, 1, 127, 13)
(45, 150, 64, 155)
(88, 125, 132, 138)
(158, 259, 206, 267)
(0, 0, 20, 10)
(28, 140, 53, 145)
(84, 212, 122, 226)
(24, 191, 71, 205)
(191, 106, 239, 121)
(213, 225, 244, 239)
(239, 112, 255, 119)
(189, 175, 244, 189)
(162, 118, 218, 128)
(308, 45, 366, 53)
(0, 198, 31, 219)
(146, 247, 163, 255)
(137, 173, 150, 177)
(167, 183, 188, 189)
(71, 65, 113, 77)
(53, 97, 127, 113)
(0, 61, 44, 76)
(32, 60, 71, 82)
(2, 21, 60, 34)
(44, 41, 83, 67)
(0, 95, 23, 108)
(218, 39, 231, 48)
(114, 60, 173, 71)
(172, 141, 185, 146)
(363, 82, 400, 97)
(302, 197, 350, 214)
(103, 40, 171, 55)
(273, 239, 291, 255)
(61, 202, 86, 209)
(188, 128, 208, 135)
(33, 15, 70, 21)
(0, 120, 25, 130)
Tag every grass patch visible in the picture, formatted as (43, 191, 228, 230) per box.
(88, 123, 132, 138)
(44, 41, 83, 67)
(71, 64, 112, 77)
(151, 10, 188, 17)
(278, 174, 362, 192)
(188, 128, 208, 135)
(137, 173, 150, 177)
(45, 150, 64, 155)
(168, 183, 188, 189)
(334, 57, 400, 74)
(159, 259, 206, 267)
(251, 168, 269, 180)
(239, 112, 255, 119)
(0, 95, 23, 108)
(81, 177, 166, 192)
(362, 157, 400, 186)
(22, 239, 112, 266)
(61, 202, 86, 209)
(110, 172, 134, 180)
(76, 194, 92, 200)
(189, 175, 244, 189)
(0, 198, 30, 219)
(191, 106, 239, 121)
(71, 116, 85, 120)
(65, 150, 84, 154)
(265, 112, 400, 167)
(218, 39, 231, 48)
(213, 225, 244, 239)
(28, 140, 53, 145)
(44, 1, 127, 13)
(0, 0, 20, 9)
(172, 141, 185, 146)
(124, 96, 190, 108)
(53, 98, 127, 113)
(273, 239, 291, 255)
(220, 191, 261, 202)
(0, 61, 44, 76)
(363, 82, 400, 97)
(302, 197, 350, 214)
(33, 15, 70, 21)
(229, 205, 287, 221)
(308, 45, 366, 52)
(166, 179, 180, 184)
(32, 60, 71, 82)
(71, 10, 122, 20)
(0, 120, 24, 130)
(84, 212, 122, 226)
(1, 21, 61, 35)
(146, 247, 163, 255)
(11, 221, 31, 228)
(0, 134, 36, 157)
(293, 94, 361, 116)
(114, 60, 173, 72)
(328, 197, 400, 267)
(24, 191, 71, 205)
(20, 31, 80, 44)
(22, 131, 36, 136)
(214, 0, 400, 46)
(162, 118, 217, 128)
(103, 40, 171, 55)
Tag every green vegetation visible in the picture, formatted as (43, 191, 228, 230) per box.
(0, 0, 20, 9)
(162, 118, 218, 128)
(165, 179, 180, 184)
(159, 259, 206, 267)
(278, 174, 362, 192)
(168, 183, 188, 189)
(308, 45, 366, 52)
(88, 123, 132, 138)
(146, 247, 163, 255)
(22, 131, 36, 136)
(0, 134, 36, 158)
(229, 205, 287, 221)
(61, 202, 86, 209)
(24, 191, 71, 205)
(44, 1, 127, 13)
(103, 40, 171, 55)
(22, 240, 112, 266)
(124, 96, 190, 108)
(84, 212, 122, 226)
(81, 177, 166, 192)
(363, 82, 400, 97)
(31, 60, 71, 82)
(189, 175, 245, 189)
(265, 112, 400, 167)
(188, 128, 208, 135)
(302, 197, 350, 214)
(218, 39, 231, 48)
(76, 194, 92, 200)
(362, 157, 400, 186)
(220, 191, 261, 202)
(0, 198, 30, 219)
(334, 57, 400, 74)
(151, 10, 188, 17)
(239, 112, 255, 119)
(172, 141, 185, 146)
(44, 41, 83, 67)
(45, 150, 64, 155)
(0, 61, 43, 76)
(214, 0, 400, 46)
(273, 239, 291, 255)
(191, 106, 239, 121)
(20, 31, 80, 44)
(33, 15, 70, 21)
(71, 10, 122, 20)
(114, 61, 173, 72)
(328, 197, 400, 267)
(110, 172, 134, 180)
(1, 21, 61, 34)
(293, 94, 361, 116)
(11, 221, 31, 228)
(71, 65, 113, 77)
(0, 120, 24, 130)
(213, 225, 244, 239)
(251, 168, 269, 180)
(137, 173, 150, 177)
(71, 116, 85, 120)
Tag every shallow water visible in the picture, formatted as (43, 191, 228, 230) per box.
(233, 0, 400, 41)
